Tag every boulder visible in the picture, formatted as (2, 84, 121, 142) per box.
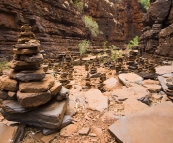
(122, 99, 149, 115)
(109, 102, 173, 143)
(145, 0, 172, 25)
(143, 84, 161, 92)
(19, 74, 55, 93)
(112, 85, 149, 100)
(155, 66, 173, 75)
(9, 68, 45, 82)
(17, 91, 52, 108)
(1, 100, 68, 129)
(0, 75, 18, 91)
(84, 89, 108, 112)
(103, 77, 119, 91)
(119, 73, 143, 87)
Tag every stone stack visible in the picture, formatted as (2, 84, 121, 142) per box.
(0, 25, 68, 132)
(127, 50, 138, 71)
(59, 53, 74, 88)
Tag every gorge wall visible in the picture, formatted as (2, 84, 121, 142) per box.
(0, 0, 144, 60)
(139, 0, 173, 58)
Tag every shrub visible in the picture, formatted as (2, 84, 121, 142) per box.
(128, 36, 139, 48)
(140, 0, 150, 10)
(83, 15, 99, 37)
(78, 40, 90, 56)
(109, 45, 122, 61)
(74, 0, 84, 13)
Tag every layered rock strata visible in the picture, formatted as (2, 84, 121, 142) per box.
(139, 0, 173, 57)
(0, 0, 144, 61)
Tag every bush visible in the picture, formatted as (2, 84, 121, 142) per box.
(78, 40, 90, 56)
(74, 0, 84, 13)
(83, 15, 99, 37)
(109, 45, 122, 61)
(128, 36, 139, 48)
(140, 0, 150, 10)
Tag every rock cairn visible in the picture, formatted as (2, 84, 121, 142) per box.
(0, 25, 69, 133)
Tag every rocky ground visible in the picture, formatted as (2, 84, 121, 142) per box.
(1, 62, 173, 143)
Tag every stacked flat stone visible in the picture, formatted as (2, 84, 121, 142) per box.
(127, 50, 138, 71)
(0, 25, 68, 131)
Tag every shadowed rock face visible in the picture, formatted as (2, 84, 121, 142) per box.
(0, 0, 143, 60)
(139, 0, 173, 57)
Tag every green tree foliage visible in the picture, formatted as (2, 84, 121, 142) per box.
(74, 0, 84, 13)
(78, 40, 90, 56)
(140, 0, 150, 10)
(128, 36, 139, 48)
(83, 15, 99, 37)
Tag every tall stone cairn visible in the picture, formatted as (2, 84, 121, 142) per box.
(0, 25, 69, 130)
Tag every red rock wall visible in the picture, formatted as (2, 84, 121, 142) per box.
(139, 0, 173, 57)
(0, 0, 144, 60)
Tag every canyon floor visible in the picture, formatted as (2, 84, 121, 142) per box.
(1, 61, 173, 143)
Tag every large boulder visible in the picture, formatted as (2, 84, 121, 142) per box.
(109, 102, 173, 143)
(144, 0, 172, 25)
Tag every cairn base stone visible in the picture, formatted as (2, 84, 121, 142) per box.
(1, 100, 68, 129)
(2, 100, 34, 113)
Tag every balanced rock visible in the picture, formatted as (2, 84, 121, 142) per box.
(10, 68, 45, 82)
(17, 91, 52, 108)
(2, 100, 68, 129)
(19, 74, 54, 93)
(0, 75, 18, 91)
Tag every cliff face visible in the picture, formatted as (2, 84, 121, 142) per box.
(0, 0, 143, 60)
(139, 0, 173, 57)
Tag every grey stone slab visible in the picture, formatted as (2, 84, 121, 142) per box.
(2, 100, 68, 129)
